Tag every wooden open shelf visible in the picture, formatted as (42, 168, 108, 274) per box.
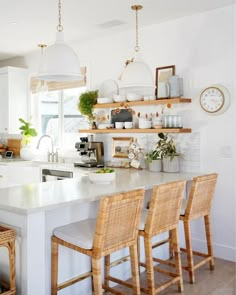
(79, 128, 192, 134)
(94, 98, 191, 109)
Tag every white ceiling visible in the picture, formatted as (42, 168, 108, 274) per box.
(0, 0, 233, 61)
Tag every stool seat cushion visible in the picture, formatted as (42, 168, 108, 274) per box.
(53, 219, 96, 249)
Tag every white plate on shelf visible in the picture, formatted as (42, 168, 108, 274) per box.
(99, 79, 119, 99)
(97, 97, 114, 104)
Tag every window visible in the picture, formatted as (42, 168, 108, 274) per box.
(31, 68, 88, 148)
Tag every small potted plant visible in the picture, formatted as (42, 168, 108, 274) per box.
(19, 118, 38, 160)
(19, 118, 37, 146)
(157, 132, 181, 172)
(145, 148, 163, 172)
(78, 90, 98, 127)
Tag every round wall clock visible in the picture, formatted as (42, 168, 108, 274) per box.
(199, 84, 230, 115)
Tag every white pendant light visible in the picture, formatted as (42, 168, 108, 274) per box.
(119, 5, 154, 88)
(38, 0, 81, 82)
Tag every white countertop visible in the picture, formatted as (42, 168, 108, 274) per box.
(0, 168, 199, 215)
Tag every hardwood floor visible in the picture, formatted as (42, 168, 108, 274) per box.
(105, 257, 236, 294)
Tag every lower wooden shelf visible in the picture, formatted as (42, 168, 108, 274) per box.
(79, 128, 192, 134)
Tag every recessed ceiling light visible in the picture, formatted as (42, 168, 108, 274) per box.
(9, 22, 17, 25)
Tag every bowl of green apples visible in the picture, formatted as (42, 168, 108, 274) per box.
(88, 168, 115, 184)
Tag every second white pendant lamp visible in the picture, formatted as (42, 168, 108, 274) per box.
(120, 5, 154, 88)
(38, 0, 81, 82)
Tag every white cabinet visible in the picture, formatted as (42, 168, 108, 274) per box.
(0, 66, 29, 134)
(0, 163, 41, 188)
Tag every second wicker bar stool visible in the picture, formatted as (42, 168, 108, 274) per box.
(179, 173, 218, 283)
(138, 180, 186, 294)
(51, 189, 144, 295)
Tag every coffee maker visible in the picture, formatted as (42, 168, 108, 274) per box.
(74, 137, 104, 168)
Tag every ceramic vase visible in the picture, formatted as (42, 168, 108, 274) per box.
(149, 160, 162, 172)
(162, 157, 180, 173)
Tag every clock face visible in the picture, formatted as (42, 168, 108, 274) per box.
(200, 87, 225, 113)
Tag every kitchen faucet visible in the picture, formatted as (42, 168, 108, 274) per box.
(36, 135, 58, 162)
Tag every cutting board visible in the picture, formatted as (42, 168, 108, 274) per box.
(7, 139, 21, 156)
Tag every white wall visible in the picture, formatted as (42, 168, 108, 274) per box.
(1, 5, 235, 261)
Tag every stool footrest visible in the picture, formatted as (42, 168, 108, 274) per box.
(0, 291, 16, 295)
(102, 283, 127, 295)
(58, 271, 92, 291)
(103, 276, 132, 295)
(152, 238, 170, 249)
(109, 255, 130, 268)
(180, 247, 209, 258)
(104, 275, 133, 289)
(153, 265, 179, 278)
(153, 257, 176, 267)
(193, 257, 212, 270)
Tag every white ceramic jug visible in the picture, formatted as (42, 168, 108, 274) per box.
(169, 75, 181, 98)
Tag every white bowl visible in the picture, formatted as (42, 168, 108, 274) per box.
(97, 97, 114, 104)
(139, 119, 152, 129)
(113, 94, 127, 102)
(97, 123, 114, 129)
(88, 171, 115, 183)
(126, 93, 143, 101)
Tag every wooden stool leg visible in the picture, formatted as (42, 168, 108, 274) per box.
(104, 254, 110, 287)
(144, 237, 155, 295)
(171, 229, 183, 292)
(92, 258, 102, 295)
(8, 241, 16, 293)
(51, 238, 59, 295)
(137, 237, 141, 275)
(183, 221, 195, 284)
(169, 230, 174, 259)
(204, 215, 214, 271)
(129, 244, 141, 295)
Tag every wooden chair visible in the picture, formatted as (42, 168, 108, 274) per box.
(51, 189, 144, 295)
(0, 224, 16, 295)
(179, 173, 218, 283)
(138, 180, 186, 294)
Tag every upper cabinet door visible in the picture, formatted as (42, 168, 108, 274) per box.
(0, 73, 9, 133)
(0, 67, 29, 134)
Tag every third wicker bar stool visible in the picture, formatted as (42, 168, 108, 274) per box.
(179, 173, 218, 283)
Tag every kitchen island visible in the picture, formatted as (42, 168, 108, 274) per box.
(0, 168, 200, 295)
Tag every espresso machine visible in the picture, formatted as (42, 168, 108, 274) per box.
(74, 137, 104, 168)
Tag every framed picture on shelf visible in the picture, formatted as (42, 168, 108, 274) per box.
(155, 65, 176, 98)
(112, 137, 133, 158)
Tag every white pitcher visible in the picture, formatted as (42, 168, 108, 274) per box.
(169, 75, 181, 98)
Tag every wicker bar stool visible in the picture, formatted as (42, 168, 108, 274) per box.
(51, 189, 144, 295)
(179, 173, 218, 283)
(0, 224, 16, 295)
(138, 180, 186, 294)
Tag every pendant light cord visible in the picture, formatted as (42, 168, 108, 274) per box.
(135, 7, 140, 52)
(132, 5, 142, 53)
(57, 0, 63, 32)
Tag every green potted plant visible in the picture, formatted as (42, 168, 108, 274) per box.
(78, 90, 98, 126)
(19, 118, 38, 146)
(19, 118, 38, 160)
(157, 132, 181, 172)
(145, 147, 163, 172)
